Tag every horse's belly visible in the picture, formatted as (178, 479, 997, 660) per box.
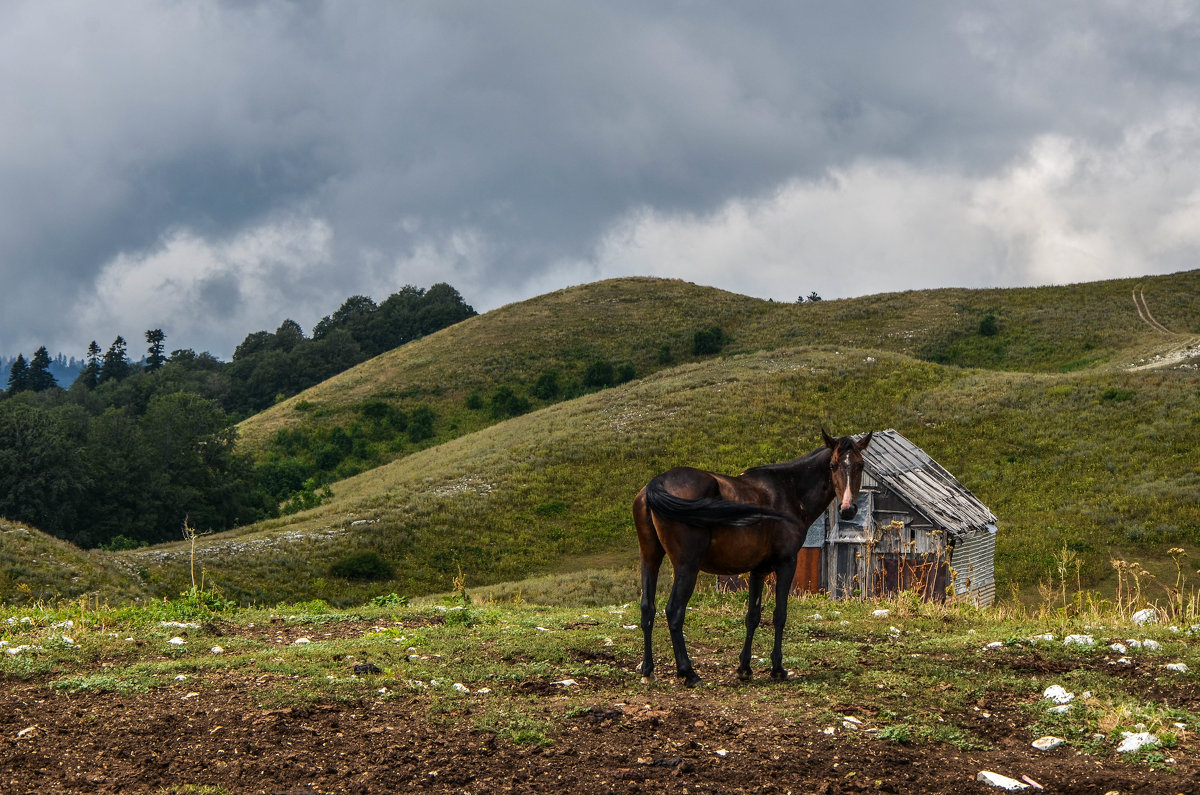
(698, 529, 781, 575)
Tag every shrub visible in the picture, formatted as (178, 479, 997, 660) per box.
(491, 386, 531, 418)
(330, 551, 394, 581)
(978, 312, 999, 337)
(692, 326, 728, 356)
(582, 359, 615, 388)
(531, 370, 560, 400)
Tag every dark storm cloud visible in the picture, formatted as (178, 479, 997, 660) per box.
(1, 1, 1198, 358)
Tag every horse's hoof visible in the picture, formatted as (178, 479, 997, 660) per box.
(641, 674, 656, 684)
(770, 669, 791, 682)
(684, 675, 703, 688)
(736, 668, 752, 682)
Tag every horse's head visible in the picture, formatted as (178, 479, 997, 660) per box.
(822, 429, 873, 520)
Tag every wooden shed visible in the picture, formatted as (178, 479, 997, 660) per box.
(802, 429, 998, 606)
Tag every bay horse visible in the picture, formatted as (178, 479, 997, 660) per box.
(633, 430, 872, 686)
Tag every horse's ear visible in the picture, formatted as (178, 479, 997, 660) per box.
(821, 428, 836, 449)
(856, 431, 873, 451)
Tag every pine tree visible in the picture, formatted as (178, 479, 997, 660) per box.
(6, 354, 28, 393)
(99, 336, 130, 383)
(145, 329, 167, 372)
(77, 341, 102, 390)
(27, 346, 56, 392)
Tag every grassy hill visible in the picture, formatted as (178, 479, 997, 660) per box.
(4, 270, 1198, 607)
(0, 519, 142, 605)
(127, 336, 1197, 606)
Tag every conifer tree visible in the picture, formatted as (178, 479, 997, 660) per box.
(77, 341, 102, 389)
(99, 336, 130, 383)
(145, 329, 167, 372)
(5, 354, 28, 393)
(27, 346, 56, 392)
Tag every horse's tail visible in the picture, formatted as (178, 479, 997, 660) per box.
(644, 477, 796, 528)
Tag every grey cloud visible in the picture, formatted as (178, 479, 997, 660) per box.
(1, 1, 1198, 357)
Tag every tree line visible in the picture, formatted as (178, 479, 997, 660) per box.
(0, 283, 476, 549)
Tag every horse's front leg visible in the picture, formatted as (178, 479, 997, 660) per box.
(736, 571, 765, 681)
(769, 559, 796, 681)
(664, 564, 702, 687)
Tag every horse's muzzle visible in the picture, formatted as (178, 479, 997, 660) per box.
(839, 505, 857, 521)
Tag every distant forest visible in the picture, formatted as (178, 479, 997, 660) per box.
(0, 283, 476, 549)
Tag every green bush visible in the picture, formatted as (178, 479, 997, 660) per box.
(330, 551, 394, 581)
(692, 325, 728, 356)
(582, 359, 614, 388)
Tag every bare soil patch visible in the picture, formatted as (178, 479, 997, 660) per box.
(2, 667, 1195, 794)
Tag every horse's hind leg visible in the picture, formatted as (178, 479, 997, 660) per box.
(665, 563, 702, 687)
(638, 550, 663, 683)
(737, 571, 765, 681)
(634, 490, 663, 683)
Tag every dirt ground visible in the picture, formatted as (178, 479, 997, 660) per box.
(2, 666, 1195, 795)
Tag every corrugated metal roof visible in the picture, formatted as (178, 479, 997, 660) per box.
(855, 429, 997, 538)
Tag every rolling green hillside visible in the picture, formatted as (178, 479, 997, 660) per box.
(0, 519, 142, 604)
(124, 336, 1198, 606)
(4, 270, 1198, 607)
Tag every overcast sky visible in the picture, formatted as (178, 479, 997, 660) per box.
(3, 1, 1199, 360)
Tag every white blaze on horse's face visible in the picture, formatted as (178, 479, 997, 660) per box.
(830, 446, 863, 520)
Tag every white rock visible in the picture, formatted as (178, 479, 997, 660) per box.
(167, 637, 186, 645)
(1164, 663, 1189, 674)
(1063, 634, 1094, 646)
(1032, 633, 1055, 642)
(810, 614, 824, 621)
(453, 682, 470, 693)
(1032, 736, 1065, 751)
(552, 678, 579, 687)
(210, 646, 224, 654)
(1047, 704, 1072, 714)
(293, 637, 311, 645)
(1142, 639, 1162, 652)
(976, 770, 1029, 790)
(1110, 642, 1128, 653)
(985, 641, 1004, 650)
(872, 609, 890, 618)
(1132, 608, 1158, 625)
(1043, 685, 1075, 704)
(476, 687, 492, 694)
(1117, 732, 1160, 753)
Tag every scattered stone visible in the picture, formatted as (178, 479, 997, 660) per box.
(1110, 642, 1127, 653)
(1116, 731, 1160, 753)
(1063, 634, 1093, 646)
(210, 646, 224, 654)
(476, 687, 492, 694)
(985, 641, 1004, 650)
(353, 663, 383, 675)
(1164, 663, 1189, 674)
(977, 770, 1029, 790)
(872, 609, 890, 618)
(15, 726, 37, 739)
(715, 749, 729, 758)
(1032, 736, 1065, 751)
(167, 637, 186, 646)
(552, 679, 579, 687)
(293, 637, 311, 645)
(452, 682, 470, 693)
(1132, 608, 1158, 625)
(1042, 685, 1075, 704)
(1141, 639, 1161, 651)
(1047, 704, 1072, 714)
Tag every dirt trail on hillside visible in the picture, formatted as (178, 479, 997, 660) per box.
(1128, 286, 1199, 370)
(2, 668, 1195, 794)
